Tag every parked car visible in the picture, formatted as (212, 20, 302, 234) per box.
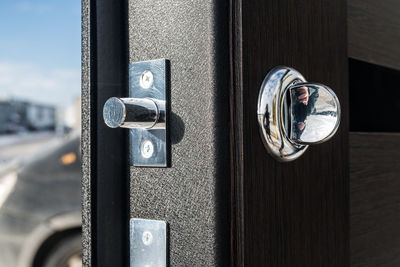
(0, 133, 81, 267)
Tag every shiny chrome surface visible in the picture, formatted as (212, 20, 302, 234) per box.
(102, 59, 170, 167)
(257, 66, 341, 162)
(130, 218, 167, 267)
(288, 83, 340, 144)
(129, 59, 169, 167)
(103, 97, 161, 129)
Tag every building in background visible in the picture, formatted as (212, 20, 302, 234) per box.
(0, 98, 56, 134)
(0, 100, 16, 134)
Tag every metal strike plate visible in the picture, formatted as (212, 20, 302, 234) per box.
(129, 59, 170, 167)
(130, 218, 167, 267)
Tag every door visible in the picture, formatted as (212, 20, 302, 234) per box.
(230, 1, 348, 266)
(82, 0, 400, 266)
(348, 1, 400, 266)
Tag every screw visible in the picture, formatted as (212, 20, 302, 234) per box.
(140, 70, 154, 89)
(142, 231, 153, 246)
(141, 140, 154, 158)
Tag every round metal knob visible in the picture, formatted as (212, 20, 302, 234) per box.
(103, 97, 165, 129)
(257, 66, 341, 162)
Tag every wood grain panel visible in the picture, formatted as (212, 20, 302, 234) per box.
(350, 133, 400, 267)
(230, 0, 349, 266)
(348, 0, 400, 71)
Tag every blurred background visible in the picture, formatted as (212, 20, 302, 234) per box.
(0, 1, 82, 266)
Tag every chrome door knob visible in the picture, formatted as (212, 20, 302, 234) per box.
(257, 66, 341, 162)
(103, 97, 166, 130)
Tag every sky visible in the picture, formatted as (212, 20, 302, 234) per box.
(0, 0, 81, 108)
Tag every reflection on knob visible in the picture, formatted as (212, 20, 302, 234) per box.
(103, 97, 165, 130)
(288, 83, 340, 144)
(257, 66, 341, 162)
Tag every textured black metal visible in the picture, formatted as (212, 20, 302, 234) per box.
(82, 0, 130, 266)
(95, 0, 130, 266)
(83, 0, 230, 265)
(81, 0, 93, 265)
(128, 0, 230, 266)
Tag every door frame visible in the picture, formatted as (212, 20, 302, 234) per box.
(82, 0, 130, 266)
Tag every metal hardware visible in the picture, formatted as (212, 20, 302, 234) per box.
(103, 97, 160, 129)
(140, 70, 154, 89)
(141, 139, 154, 159)
(130, 218, 167, 267)
(257, 66, 341, 162)
(103, 59, 170, 167)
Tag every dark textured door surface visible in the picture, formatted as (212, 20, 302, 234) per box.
(82, 0, 349, 266)
(348, 1, 400, 266)
(230, 0, 349, 266)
